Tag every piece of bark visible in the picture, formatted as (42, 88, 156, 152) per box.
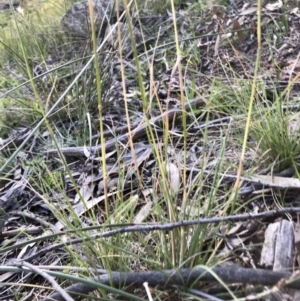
(261, 220, 295, 301)
(261, 220, 294, 269)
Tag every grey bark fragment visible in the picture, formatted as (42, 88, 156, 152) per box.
(261, 220, 295, 301)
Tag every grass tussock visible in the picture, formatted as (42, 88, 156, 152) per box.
(1, 0, 300, 300)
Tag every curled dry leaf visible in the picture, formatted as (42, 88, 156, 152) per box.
(288, 114, 300, 136)
(165, 162, 180, 193)
(134, 201, 152, 223)
(249, 174, 300, 189)
(265, 0, 283, 11)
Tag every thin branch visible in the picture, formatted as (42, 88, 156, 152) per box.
(44, 97, 203, 157)
(17, 261, 75, 301)
(22, 206, 300, 262)
(39, 266, 300, 301)
(1, 226, 42, 237)
(13, 211, 60, 232)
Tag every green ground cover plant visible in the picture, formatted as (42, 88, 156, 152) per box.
(1, 0, 300, 300)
